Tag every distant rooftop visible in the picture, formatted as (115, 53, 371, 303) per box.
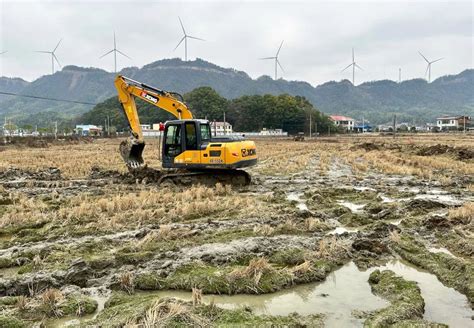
(330, 115, 354, 121)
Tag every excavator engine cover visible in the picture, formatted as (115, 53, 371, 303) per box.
(120, 138, 145, 169)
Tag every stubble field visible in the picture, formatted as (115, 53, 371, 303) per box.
(0, 134, 472, 327)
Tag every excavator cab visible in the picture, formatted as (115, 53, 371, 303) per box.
(162, 120, 210, 168)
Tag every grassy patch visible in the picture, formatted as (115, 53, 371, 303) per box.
(365, 269, 425, 327)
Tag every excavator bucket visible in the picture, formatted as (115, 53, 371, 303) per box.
(119, 138, 145, 169)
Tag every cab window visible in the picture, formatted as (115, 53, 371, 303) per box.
(200, 124, 211, 142)
(185, 122, 197, 150)
(164, 124, 182, 156)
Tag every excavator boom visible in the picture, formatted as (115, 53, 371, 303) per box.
(114, 75, 192, 168)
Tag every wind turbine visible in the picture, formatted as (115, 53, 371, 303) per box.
(36, 39, 62, 74)
(342, 47, 363, 85)
(260, 40, 285, 80)
(100, 32, 131, 74)
(0, 51, 7, 55)
(419, 51, 443, 82)
(174, 17, 205, 61)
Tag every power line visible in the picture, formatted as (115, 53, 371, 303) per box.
(0, 91, 97, 106)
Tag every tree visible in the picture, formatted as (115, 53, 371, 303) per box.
(184, 87, 228, 120)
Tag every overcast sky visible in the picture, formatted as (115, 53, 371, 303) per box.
(0, 0, 472, 86)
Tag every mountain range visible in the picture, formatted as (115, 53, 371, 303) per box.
(0, 58, 472, 126)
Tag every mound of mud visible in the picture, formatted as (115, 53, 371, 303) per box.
(354, 142, 381, 151)
(415, 144, 473, 160)
(405, 199, 448, 211)
(0, 167, 61, 181)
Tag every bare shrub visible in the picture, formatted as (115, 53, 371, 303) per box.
(119, 272, 135, 294)
(41, 288, 64, 316)
(191, 288, 202, 307)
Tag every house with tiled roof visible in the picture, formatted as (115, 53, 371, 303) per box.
(329, 115, 355, 131)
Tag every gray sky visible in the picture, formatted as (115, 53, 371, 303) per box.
(0, 0, 472, 86)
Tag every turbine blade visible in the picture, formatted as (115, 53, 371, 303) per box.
(53, 54, 61, 68)
(352, 47, 354, 62)
(116, 49, 131, 59)
(277, 59, 285, 72)
(114, 31, 116, 49)
(355, 63, 363, 70)
(425, 64, 430, 77)
(259, 57, 276, 60)
(178, 16, 186, 35)
(0, 51, 7, 55)
(431, 57, 443, 64)
(36, 51, 51, 53)
(53, 38, 62, 52)
(173, 36, 186, 51)
(276, 40, 284, 57)
(187, 35, 205, 41)
(341, 63, 352, 72)
(100, 49, 114, 58)
(418, 51, 429, 63)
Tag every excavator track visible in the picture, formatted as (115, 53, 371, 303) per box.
(128, 167, 251, 187)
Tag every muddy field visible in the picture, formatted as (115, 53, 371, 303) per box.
(0, 134, 473, 327)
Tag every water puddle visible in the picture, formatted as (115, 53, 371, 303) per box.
(414, 194, 462, 206)
(380, 195, 395, 203)
(337, 201, 365, 213)
(327, 226, 359, 235)
(428, 247, 457, 258)
(380, 260, 472, 327)
(138, 262, 388, 327)
(354, 186, 376, 192)
(286, 192, 308, 211)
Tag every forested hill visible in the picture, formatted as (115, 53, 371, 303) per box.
(0, 58, 472, 126)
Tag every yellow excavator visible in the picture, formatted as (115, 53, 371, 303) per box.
(114, 75, 257, 185)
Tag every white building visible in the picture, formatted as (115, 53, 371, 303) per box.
(436, 116, 471, 130)
(211, 121, 233, 135)
(75, 124, 102, 136)
(329, 115, 355, 131)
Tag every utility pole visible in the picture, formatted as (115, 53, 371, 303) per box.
(54, 121, 58, 139)
(315, 121, 317, 137)
(393, 114, 397, 139)
(362, 117, 365, 134)
(328, 125, 330, 136)
(464, 115, 466, 133)
(223, 111, 226, 135)
(399, 68, 401, 83)
(309, 112, 312, 139)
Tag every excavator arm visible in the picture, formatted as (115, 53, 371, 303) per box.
(114, 75, 193, 168)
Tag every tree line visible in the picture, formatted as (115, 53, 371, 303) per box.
(78, 86, 337, 135)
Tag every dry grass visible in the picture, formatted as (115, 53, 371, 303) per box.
(389, 230, 401, 243)
(253, 224, 275, 236)
(16, 295, 28, 311)
(140, 299, 209, 328)
(228, 258, 273, 286)
(41, 288, 64, 316)
(290, 260, 313, 277)
(315, 236, 347, 259)
(119, 272, 135, 294)
(448, 202, 474, 224)
(191, 288, 202, 307)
